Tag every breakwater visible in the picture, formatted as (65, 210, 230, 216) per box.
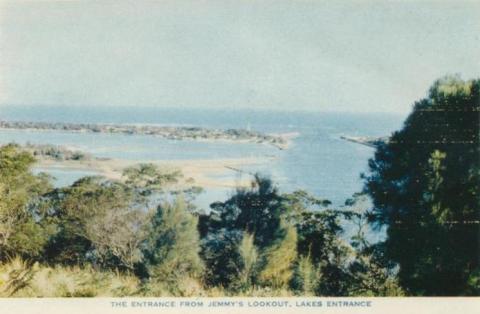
(340, 135, 388, 148)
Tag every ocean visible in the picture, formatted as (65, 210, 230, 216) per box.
(0, 105, 406, 210)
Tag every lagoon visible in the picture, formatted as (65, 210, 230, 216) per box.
(0, 105, 405, 209)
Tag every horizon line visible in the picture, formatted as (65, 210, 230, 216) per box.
(0, 103, 411, 116)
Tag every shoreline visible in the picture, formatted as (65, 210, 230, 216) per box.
(0, 120, 296, 150)
(4, 141, 278, 190)
(34, 155, 274, 189)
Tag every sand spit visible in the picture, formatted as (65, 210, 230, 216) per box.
(0, 120, 294, 150)
(35, 156, 275, 189)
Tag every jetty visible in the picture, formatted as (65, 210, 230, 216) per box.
(340, 135, 389, 148)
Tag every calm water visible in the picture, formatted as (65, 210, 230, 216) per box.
(0, 105, 406, 210)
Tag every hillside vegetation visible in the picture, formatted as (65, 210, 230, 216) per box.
(0, 76, 478, 296)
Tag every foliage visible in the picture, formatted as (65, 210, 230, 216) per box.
(347, 244, 404, 296)
(199, 175, 296, 289)
(142, 197, 204, 294)
(285, 192, 352, 296)
(0, 144, 54, 260)
(44, 177, 149, 269)
(122, 163, 182, 196)
(235, 232, 259, 291)
(200, 228, 243, 287)
(0, 257, 140, 297)
(291, 254, 320, 295)
(3, 76, 478, 298)
(205, 175, 288, 249)
(259, 223, 297, 289)
(363, 76, 480, 295)
(339, 194, 404, 296)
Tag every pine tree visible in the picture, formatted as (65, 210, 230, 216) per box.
(364, 76, 480, 295)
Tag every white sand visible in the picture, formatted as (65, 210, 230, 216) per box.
(36, 156, 275, 188)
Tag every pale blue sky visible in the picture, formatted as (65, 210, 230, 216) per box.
(0, 0, 479, 113)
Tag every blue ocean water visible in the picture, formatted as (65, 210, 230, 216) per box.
(0, 105, 406, 209)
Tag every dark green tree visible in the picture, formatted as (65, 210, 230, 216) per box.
(0, 144, 54, 261)
(122, 163, 181, 197)
(44, 177, 148, 270)
(285, 191, 351, 296)
(363, 76, 480, 295)
(199, 175, 292, 288)
(141, 197, 204, 295)
(207, 175, 287, 248)
(342, 193, 404, 296)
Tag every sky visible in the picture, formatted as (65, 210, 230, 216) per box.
(0, 0, 479, 113)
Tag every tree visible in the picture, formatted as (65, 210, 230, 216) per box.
(199, 175, 292, 288)
(45, 177, 149, 270)
(122, 163, 181, 197)
(340, 194, 404, 296)
(236, 232, 259, 291)
(200, 228, 243, 287)
(259, 223, 297, 289)
(363, 76, 480, 295)
(206, 175, 288, 248)
(291, 253, 319, 296)
(0, 144, 54, 260)
(142, 197, 204, 288)
(286, 191, 351, 296)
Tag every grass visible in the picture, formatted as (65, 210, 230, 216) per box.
(0, 257, 295, 297)
(0, 257, 140, 297)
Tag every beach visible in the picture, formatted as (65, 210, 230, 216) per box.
(0, 107, 405, 205)
(34, 155, 274, 189)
